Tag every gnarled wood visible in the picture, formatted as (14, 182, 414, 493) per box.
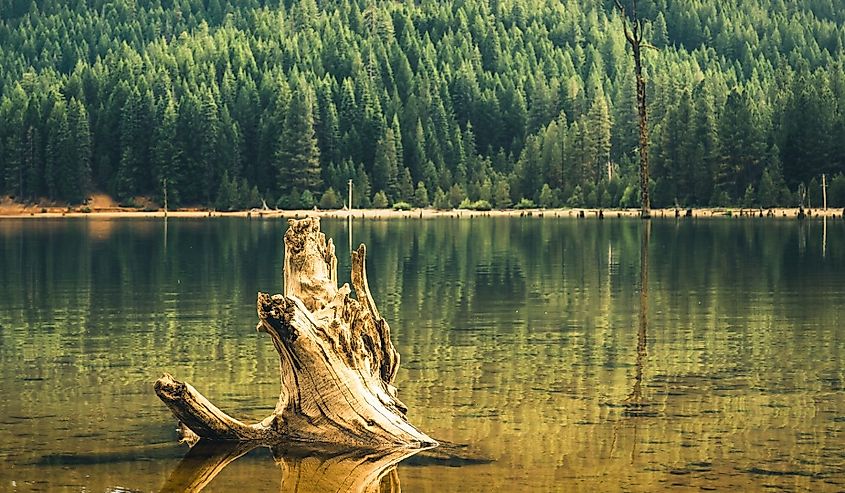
(155, 217, 435, 450)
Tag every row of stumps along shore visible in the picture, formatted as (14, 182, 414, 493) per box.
(275, 207, 845, 221)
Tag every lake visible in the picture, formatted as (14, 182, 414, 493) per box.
(1, 216, 844, 492)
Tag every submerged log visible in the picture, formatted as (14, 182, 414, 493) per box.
(155, 217, 436, 450)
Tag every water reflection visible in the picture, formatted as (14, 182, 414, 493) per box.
(823, 216, 827, 257)
(1, 217, 844, 491)
(160, 441, 420, 493)
(624, 220, 650, 412)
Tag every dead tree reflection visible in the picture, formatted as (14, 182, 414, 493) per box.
(625, 220, 650, 413)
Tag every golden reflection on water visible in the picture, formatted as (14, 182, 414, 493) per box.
(159, 441, 416, 493)
(0, 217, 844, 491)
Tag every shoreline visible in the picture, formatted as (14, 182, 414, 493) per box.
(0, 206, 840, 220)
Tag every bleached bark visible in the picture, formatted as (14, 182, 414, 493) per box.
(155, 217, 435, 450)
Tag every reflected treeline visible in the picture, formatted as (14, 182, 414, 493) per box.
(335, 217, 845, 490)
(1, 217, 844, 491)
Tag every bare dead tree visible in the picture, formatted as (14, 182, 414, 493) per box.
(615, 0, 652, 219)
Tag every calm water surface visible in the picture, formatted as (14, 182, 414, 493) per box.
(1, 216, 844, 492)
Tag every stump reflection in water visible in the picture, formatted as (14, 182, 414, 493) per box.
(160, 440, 420, 493)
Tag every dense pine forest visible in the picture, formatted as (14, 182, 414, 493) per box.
(1, 0, 844, 210)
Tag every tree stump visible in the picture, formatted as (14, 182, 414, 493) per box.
(155, 217, 436, 450)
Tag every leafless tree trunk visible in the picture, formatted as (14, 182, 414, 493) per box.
(615, 0, 652, 219)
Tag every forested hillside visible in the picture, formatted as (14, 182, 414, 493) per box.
(1, 0, 844, 209)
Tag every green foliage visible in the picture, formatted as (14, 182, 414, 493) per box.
(829, 174, 845, 208)
(448, 184, 466, 209)
(246, 186, 262, 209)
(392, 201, 412, 211)
(493, 179, 512, 209)
(460, 199, 492, 211)
(742, 185, 757, 208)
(373, 130, 400, 199)
(566, 185, 584, 208)
(432, 188, 451, 210)
(277, 85, 322, 197)
(0, 0, 842, 207)
(757, 169, 777, 208)
(300, 190, 317, 209)
(215, 175, 262, 211)
(652, 178, 675, 209)
(514, 198, 536, 210)
(372, 191, 389, 209)
(478, 178, 493, 203)
(583, 182, 598, 208)
(319, 187, 343, 209)
(277, 190, 301, 210)
(711, 190, 732, 208)
(471, 200, 492, 211)
(538, 184, 556, 208)
(620, 185, 638, 209)
(215, 171, 236, 211)
(413, 182, 429, 208)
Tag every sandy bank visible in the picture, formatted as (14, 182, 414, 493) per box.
(0, 204, 841, 220)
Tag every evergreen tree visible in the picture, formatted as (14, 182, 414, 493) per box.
(539, 183, 556, 208)
(716, 89, 764, 201)
(199, 88, 221, 204)
(414, 181, 429, 207)
(493, 178, 511, 209)
(372, 127, 400, 200)
(115, 89, 145, 201)
(45, 98, 70, 201)
(319, 187, 343, 209)
(586, 90, 612, 184)
(372, 190, 389, 208)
(448, 183, 467, 209)
(757, 168, 777, 208)
(152, 97, 182, 205)
(276, 84, 322, 197)
(65, 98, 92, 203)
(0, 0, 841, 208)
(691, 83, 720, 205)
(513, 135, 543, 201)
(432, 188, 450, 210)
(215, 170, 235, 211)
(398, 167, 414, 202)
(0, 86, 26, 199)
(353, 162, 372, 208)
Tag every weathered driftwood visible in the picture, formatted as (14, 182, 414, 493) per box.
(155, 217, 436, 450)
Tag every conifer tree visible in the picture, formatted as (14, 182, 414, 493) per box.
(276, 84, 322, 197)
(586, 90, 612, 184)
(45, 98, 70, 201)
(152, 97, 182, 205)
(414, 181, 429, 207)
(65, 98, 92, 203)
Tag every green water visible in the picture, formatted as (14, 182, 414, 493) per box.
(1, 216, 844, 492)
